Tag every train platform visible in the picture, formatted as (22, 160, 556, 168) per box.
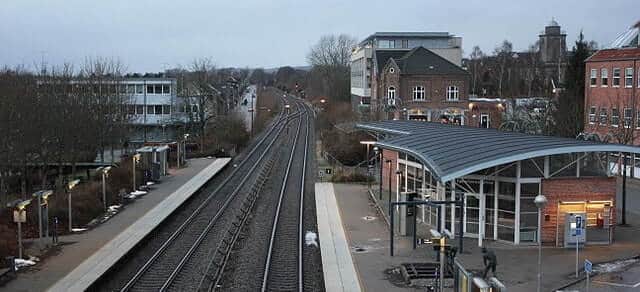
(2, 157, 230, 292)
(315, 183, 362, 292)
(332, 183, 640, 292)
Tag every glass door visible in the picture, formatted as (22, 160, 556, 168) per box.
(464, 193, 480, 237)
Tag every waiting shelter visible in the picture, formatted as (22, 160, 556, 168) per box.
(356, 120, 640, 247)
(136, 145, 170, 179)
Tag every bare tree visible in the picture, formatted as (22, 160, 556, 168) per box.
(494, 40, 513, 97)
(185, 57, 218, 152)
(307, 34, 356, 102)
(469, 46, 485, 95)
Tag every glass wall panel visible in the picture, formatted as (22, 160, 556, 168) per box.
(497, 182, 515, 242)
(520, 183, 540, 242)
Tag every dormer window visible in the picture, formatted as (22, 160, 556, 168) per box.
(389, 67, 395, 74)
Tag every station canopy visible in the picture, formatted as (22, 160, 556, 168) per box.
(356, 120, 640, 182)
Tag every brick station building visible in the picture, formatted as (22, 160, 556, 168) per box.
(584, 22, 640, 144)
(357, 120, 636, 247)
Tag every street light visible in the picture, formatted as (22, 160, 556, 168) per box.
(132, 154, 141, 191)
(32, 190, 53, 241)
(9, 199, 31, 259)
(534, 194, 548, 292)
(386, 160, 393, 209)
(248, 108, 255, 138)
(97, 166, 112, 211)
(374, 146, 381, 199)
(67, 179, 80, 232)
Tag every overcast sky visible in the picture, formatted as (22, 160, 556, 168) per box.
(1, 0, 638, 73)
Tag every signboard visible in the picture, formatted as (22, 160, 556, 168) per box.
(584, 259, 592, 273)
(13, 210, 26, 223)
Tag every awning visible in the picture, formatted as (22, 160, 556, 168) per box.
(356, 120, 640, 182)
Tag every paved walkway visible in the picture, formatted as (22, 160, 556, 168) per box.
(315, 183, 362, 292)
(332, 183, 640, 292)
(2, 158, 229, 292)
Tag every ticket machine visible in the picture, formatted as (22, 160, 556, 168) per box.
(564, 212, 587, 248)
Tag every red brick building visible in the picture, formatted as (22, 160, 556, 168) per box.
(584, 23, 640, 144)
(377, 47, 471, 123)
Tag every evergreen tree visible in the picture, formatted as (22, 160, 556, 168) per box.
(553, 31, 590, 138)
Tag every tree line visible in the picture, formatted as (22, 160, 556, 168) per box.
(0, 58, 130, 199)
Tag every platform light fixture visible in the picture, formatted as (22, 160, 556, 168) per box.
(32, 190, 54, 240)
(97, 166, 113, 211)
(67, 179, 80, 232)
(534, 194, 548, 292)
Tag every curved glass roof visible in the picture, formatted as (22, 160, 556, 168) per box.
(357, 120, 640, 182)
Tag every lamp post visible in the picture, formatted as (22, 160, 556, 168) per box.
(32, 190, 53, 241)
(132, 153, 141, 191)
(98, 166, 112, 211)
(386, 160, 392, 209)
(67, 179, 80, 232)
(248, 108, 254, 138)
(11, 199, 31, 259)
(534, 194, 548, 292)
(374, 146, 381, 199)
(183, 133, 189, 166)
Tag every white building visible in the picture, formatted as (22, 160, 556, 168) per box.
(123, 77, 188, 143)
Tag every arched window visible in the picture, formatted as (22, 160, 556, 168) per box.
(413, 86, 425, 101)
(387, 86, 396, 105)
(446, 86, 459, 101)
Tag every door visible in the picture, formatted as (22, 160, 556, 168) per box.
(463, 193, 481, 237)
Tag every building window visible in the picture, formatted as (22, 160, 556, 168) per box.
(147, 85, 154, 94)
(162, 84, 171, 95)
(480, 113, 490, 128)
(136, 105, 144, 114)
(588, 106, 596, 124)
(147, 105, 155, 115)
(601, 68, 608, 86)
(611, 108, 620, 127)
(136, 84, 144, 94)
(389, 67, 395, 74)
(624, 107, 633, 128)
(599, 108, 607, 125)
(401, 39, 409, 49)
(126, 84, 136, 94)
(378, 39, 396, 49)
(154, 85, 162, 94)
(446, 86, 459, 101)
(155, 105, 163, 115)
(613, 68, 621, 87)
(413, 86, 425, 101)
(127, 105, 136, 115)
(163, 105, 171, 115)
(625, 68, 634, 87)
(387, 86, 396, 105)
(590, 69, 597, 86)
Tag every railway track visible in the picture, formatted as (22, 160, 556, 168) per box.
(261, 102, 310, 292)
(118, 97, 301, 292)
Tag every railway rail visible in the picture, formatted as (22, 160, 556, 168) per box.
(118, 97, 302, 292)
